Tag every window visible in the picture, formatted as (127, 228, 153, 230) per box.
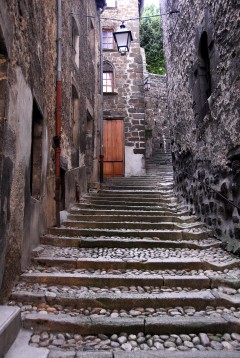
(103, 72, 114, 92)
(103, 61, 115, 93)
(72, 85, 79, 167)
(102, 29, 114, 50)
(30, 100, 43, 199)
(198, 31, 212, 104)
(72, 17, 79, 67)
(106, 0, 116, 7)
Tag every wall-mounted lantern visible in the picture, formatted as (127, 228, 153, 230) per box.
(113, 23, 133, 55)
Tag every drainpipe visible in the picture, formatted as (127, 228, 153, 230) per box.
(99, 10, 104, 183)
(54, 0, 62, 226)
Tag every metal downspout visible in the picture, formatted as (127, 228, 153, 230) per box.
(99, 12, 104, 183)
(55, 0, 62, 226)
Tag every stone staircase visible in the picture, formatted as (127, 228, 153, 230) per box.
(146, 151, 172, 175)
(6, 169, 240, 357)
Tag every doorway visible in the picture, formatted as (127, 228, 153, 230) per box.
(103, 119, 124, 177)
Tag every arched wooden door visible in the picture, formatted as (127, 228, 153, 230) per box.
(103, 119, 124, 177)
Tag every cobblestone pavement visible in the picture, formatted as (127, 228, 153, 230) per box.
(7, 170, 240, 357)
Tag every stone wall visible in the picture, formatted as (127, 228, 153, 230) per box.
(143, 64, 169, 157)
(161, 0, 240, 253)
(0, 0, 100, 301)
(102, 0, 145, 176)
(60, 0, 100, 201)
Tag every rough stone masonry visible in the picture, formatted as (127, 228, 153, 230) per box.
(161, 0, 240, 253)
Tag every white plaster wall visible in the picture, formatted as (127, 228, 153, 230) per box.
(125, 146, 146, 177)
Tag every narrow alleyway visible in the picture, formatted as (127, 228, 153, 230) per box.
(6, 158, 240, 357)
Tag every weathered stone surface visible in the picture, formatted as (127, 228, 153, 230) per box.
(0, 0, 101, 302)
(161, 0, 240, 253)
(102, 0, 145, 176)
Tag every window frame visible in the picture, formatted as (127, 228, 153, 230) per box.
(106, 0, 117, 8)
(102, 29, 114, 50)
(103, 71, 114, 93)
(72, 16, 80, 68)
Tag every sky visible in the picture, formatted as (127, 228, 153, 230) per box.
(144, 0, 160, 8)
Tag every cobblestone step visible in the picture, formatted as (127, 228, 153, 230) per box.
(6, 172, 240, 356)
(33, 256, 239, 272)
(40, 236, 220, 249)
(10, 287, 240, 312)
(20, 272, 240, 290)
(81, 197, 177, 204)
(62, 221, 204, 231)
(67, 214, 197, 224)
(73, 203, 184, 211)
(22, 313, 240, 336)
(47, 227, 210, 240)
(69, 208, 190, 216)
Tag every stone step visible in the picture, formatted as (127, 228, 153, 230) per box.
(7, 330, 240, 357)
(86, 193, 175, 199)
(101, 186, 173, 191)
(69, 209, 190, 217)
(33, 255, 238, 272)
(80, 198, 177, 205)
(67, 214, 197, 224)
(21, 272, 238, 290)
(0, 306, 21, 357)
(145, 163, 173, 167)
(104, 178, 173, 182)
(62, 221, 204, 231)
(47, 227, 208, 239)
(22, 313, 240, 336)
(10, 289, 240, 310)
(40, 235, 220, 249)
(105, 174, 172, 179)
(73, 203, 185, 211)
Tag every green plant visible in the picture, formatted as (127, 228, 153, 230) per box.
(140, 4, 165, 75)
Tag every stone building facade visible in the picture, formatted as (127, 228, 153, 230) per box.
(161, 0, 240, 252)
(101, 0, 146, 177)
(0, 0, 101, 301)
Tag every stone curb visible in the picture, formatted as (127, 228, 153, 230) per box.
(23, 314, 240, 335)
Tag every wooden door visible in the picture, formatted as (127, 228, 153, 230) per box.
(103, 119, 124, 177)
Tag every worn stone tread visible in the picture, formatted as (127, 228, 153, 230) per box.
(22, 313, 240, 335)
(21, 272, 212, 289)
(62, 221, 204, 231)
(40, 235, 221, 250)
(11, 290, 240, 309)
(113, 352, 240, 358)
(33, 256, 239, 272)
(47, 227, 209, 240)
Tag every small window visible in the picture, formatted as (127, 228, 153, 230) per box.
(198, 31, 212, 103)
(103, 72, 114, 92)
(102, 29, 114, 50)
(72, 17, 79, 67)
(103, 61, 115, 93)
(30, 100, 43, 199)
(106, 0, 116, 8)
